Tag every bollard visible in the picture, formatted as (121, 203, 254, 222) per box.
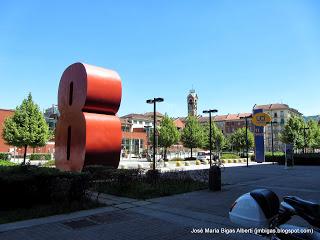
(209, 165, 221, 191)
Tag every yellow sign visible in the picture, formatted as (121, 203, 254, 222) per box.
(252, 113, 272, 127)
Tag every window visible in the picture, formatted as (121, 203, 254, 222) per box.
(121, 126, 130, 132)
(274, 112, 278, 118)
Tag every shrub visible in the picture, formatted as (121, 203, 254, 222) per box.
(284, 153, 320, 165)
(176, 161, 183, 167)
(227, 160, 233, 163)
(43, 160, 55, 167)
(0, 165, 90, 209)
(195, 160, 201, 165)
(233, 159, 238, 163)
(221, 153, 238, 159)
(95, 170, 206, 199)
(264, 152, 285, 163)
(145, 169, 160, 183)
(0, 160, 16, 166)
(0, 152, 11, 161)
(30, 153, 51, 161)
(185, 161, 190, 166)
(221, 159, 226, 164)
(251, 152, 320, 165)
(84, 165, 142, 182)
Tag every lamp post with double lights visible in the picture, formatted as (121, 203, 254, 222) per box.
(240, 114, 253, 167)
(203, 109, 221, 191)
(144, 125, 151, 160)
(202, 109, 218, 167)
(146, 97, 164, 171)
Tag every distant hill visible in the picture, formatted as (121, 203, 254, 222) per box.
(304, 115, 320, 122)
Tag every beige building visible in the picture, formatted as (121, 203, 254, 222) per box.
(254, 104, 302, 152)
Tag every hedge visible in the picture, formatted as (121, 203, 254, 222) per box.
(0, 152, 11, 161)
(0, 165, 90, 209)
(282, 153, 320, 165)
(251, 152, 320, 165)
(30, 153, 51, 161)
(221, 153, 239, 159)
(0, 160, 17, 166)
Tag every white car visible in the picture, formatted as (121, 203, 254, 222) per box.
(197, 151, 210, 161)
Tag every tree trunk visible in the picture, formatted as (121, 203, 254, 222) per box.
(23, 145, 28, 165)
(164, 148, 167, 160)
(190, 147, 193, 158)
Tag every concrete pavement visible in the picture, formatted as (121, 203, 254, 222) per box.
(1, 164, 319, 240)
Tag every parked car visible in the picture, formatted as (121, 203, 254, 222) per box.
(197, 151, 210, 162)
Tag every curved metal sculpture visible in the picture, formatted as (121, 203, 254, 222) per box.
(55, 63, 122, 171)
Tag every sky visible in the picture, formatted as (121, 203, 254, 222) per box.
(0, 0, 319, 117)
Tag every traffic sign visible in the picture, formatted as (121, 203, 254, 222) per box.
(252, 112, 272, 127)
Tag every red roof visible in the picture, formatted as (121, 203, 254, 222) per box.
(254, 103, 289, 110)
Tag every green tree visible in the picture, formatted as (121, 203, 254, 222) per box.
(158, 115, 180, 160)
(280, 116, 305, 150)
(314, 125, 320, 150)
(203, 122, 225, 151)
(181, 116, 205, 158)
(2, 93, 51, 164)
(306, 120, 320, 151)
(229, 127, 254, 153)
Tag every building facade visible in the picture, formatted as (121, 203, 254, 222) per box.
(254, 104, 302, 152)
(44, 104, 59, 131)
(0, 109, 14, 152)
(120, 113, 165, 156)
(197, 113, 254, 135)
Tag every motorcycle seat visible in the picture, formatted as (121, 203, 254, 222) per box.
(284, 196, 320, 228)
(250, 189, 280, 219)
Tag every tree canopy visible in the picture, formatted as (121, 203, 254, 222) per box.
(203, 122, 225, 151)
(280, 116, 305, 149)
(181, 116, 205, 157)
(2, 93, 51, 164)
(229, 127, 254, 152)
(158, 115, 180, 159)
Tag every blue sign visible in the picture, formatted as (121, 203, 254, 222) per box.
(253, 108, 265, 163)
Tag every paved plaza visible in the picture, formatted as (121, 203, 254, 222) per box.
(1, 164, 319, 240)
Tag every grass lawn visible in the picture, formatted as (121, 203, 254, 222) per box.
(0, 160, 17, 166)
(0, 198, 104, 224)
(94, 178, 207, 200)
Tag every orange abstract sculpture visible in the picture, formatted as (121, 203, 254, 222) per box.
(55, 63, 122, 171)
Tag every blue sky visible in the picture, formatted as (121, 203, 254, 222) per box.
(1, 0, 319, 117)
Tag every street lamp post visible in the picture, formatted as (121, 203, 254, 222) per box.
(240, 114, 252, 167)
(203, 109, 220, 191)
(303, 127, 310, 154)
(144, 125, 151, 160)
(202, 109, 218, 166)
(146, 97, 164, 171)
(270, 120, 278, 164)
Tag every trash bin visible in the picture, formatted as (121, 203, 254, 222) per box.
(209, 165, 221, 191)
